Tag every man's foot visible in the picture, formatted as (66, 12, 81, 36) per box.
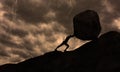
(64, 49, 67, 52)
(55, 49, 58, 51)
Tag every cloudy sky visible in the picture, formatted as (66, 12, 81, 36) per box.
(0, 0, 120, 65)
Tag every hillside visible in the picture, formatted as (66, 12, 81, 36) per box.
(0, 31, 120, 72)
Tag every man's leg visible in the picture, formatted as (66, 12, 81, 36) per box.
(64, 44, 69, 52)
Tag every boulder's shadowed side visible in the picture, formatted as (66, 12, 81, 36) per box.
(73, 10, 101, 40)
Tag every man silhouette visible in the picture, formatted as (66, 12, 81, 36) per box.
(55, 34, 74, 51)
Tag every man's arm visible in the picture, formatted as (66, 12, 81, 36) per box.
(55, 34, 74, 51)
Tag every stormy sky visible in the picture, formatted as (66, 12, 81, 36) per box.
(0, 0, 120, 65)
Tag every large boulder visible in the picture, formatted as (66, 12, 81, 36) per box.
(73, 10, 101, 40)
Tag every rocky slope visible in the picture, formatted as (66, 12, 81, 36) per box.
(0, 31, 120, 72)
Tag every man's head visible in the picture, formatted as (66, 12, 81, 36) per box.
(73, 10, 101, 40)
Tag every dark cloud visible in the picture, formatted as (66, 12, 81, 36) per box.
(0, 36, 20, 48)
(2, 0, 120, 33)
(11, 50, 31, 59)
(22, 40, 35, 51)
(108, 0, 120, 16)
(3, 0, 50, 23)
(2, 0, 104, 34)
(96, 0, 120, 33)
(0, 48, 9, 57)
(16, 0, 49, 23)
(0, 33, 19, 48)
(5, 28, 28, 37)
(101, 0, 119, 24)
(0, 33, 11, 40)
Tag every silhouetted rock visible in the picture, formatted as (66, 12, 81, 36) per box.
(75, 31, 120, 72)
(0, 64, 17, 72)
(0, 31, 120, 72)
(55, 10, 101, 51)
(73, 10, 101, 40)
(96, 31, 120, 72)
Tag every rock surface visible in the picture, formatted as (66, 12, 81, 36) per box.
(73, 10, 101, 40)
